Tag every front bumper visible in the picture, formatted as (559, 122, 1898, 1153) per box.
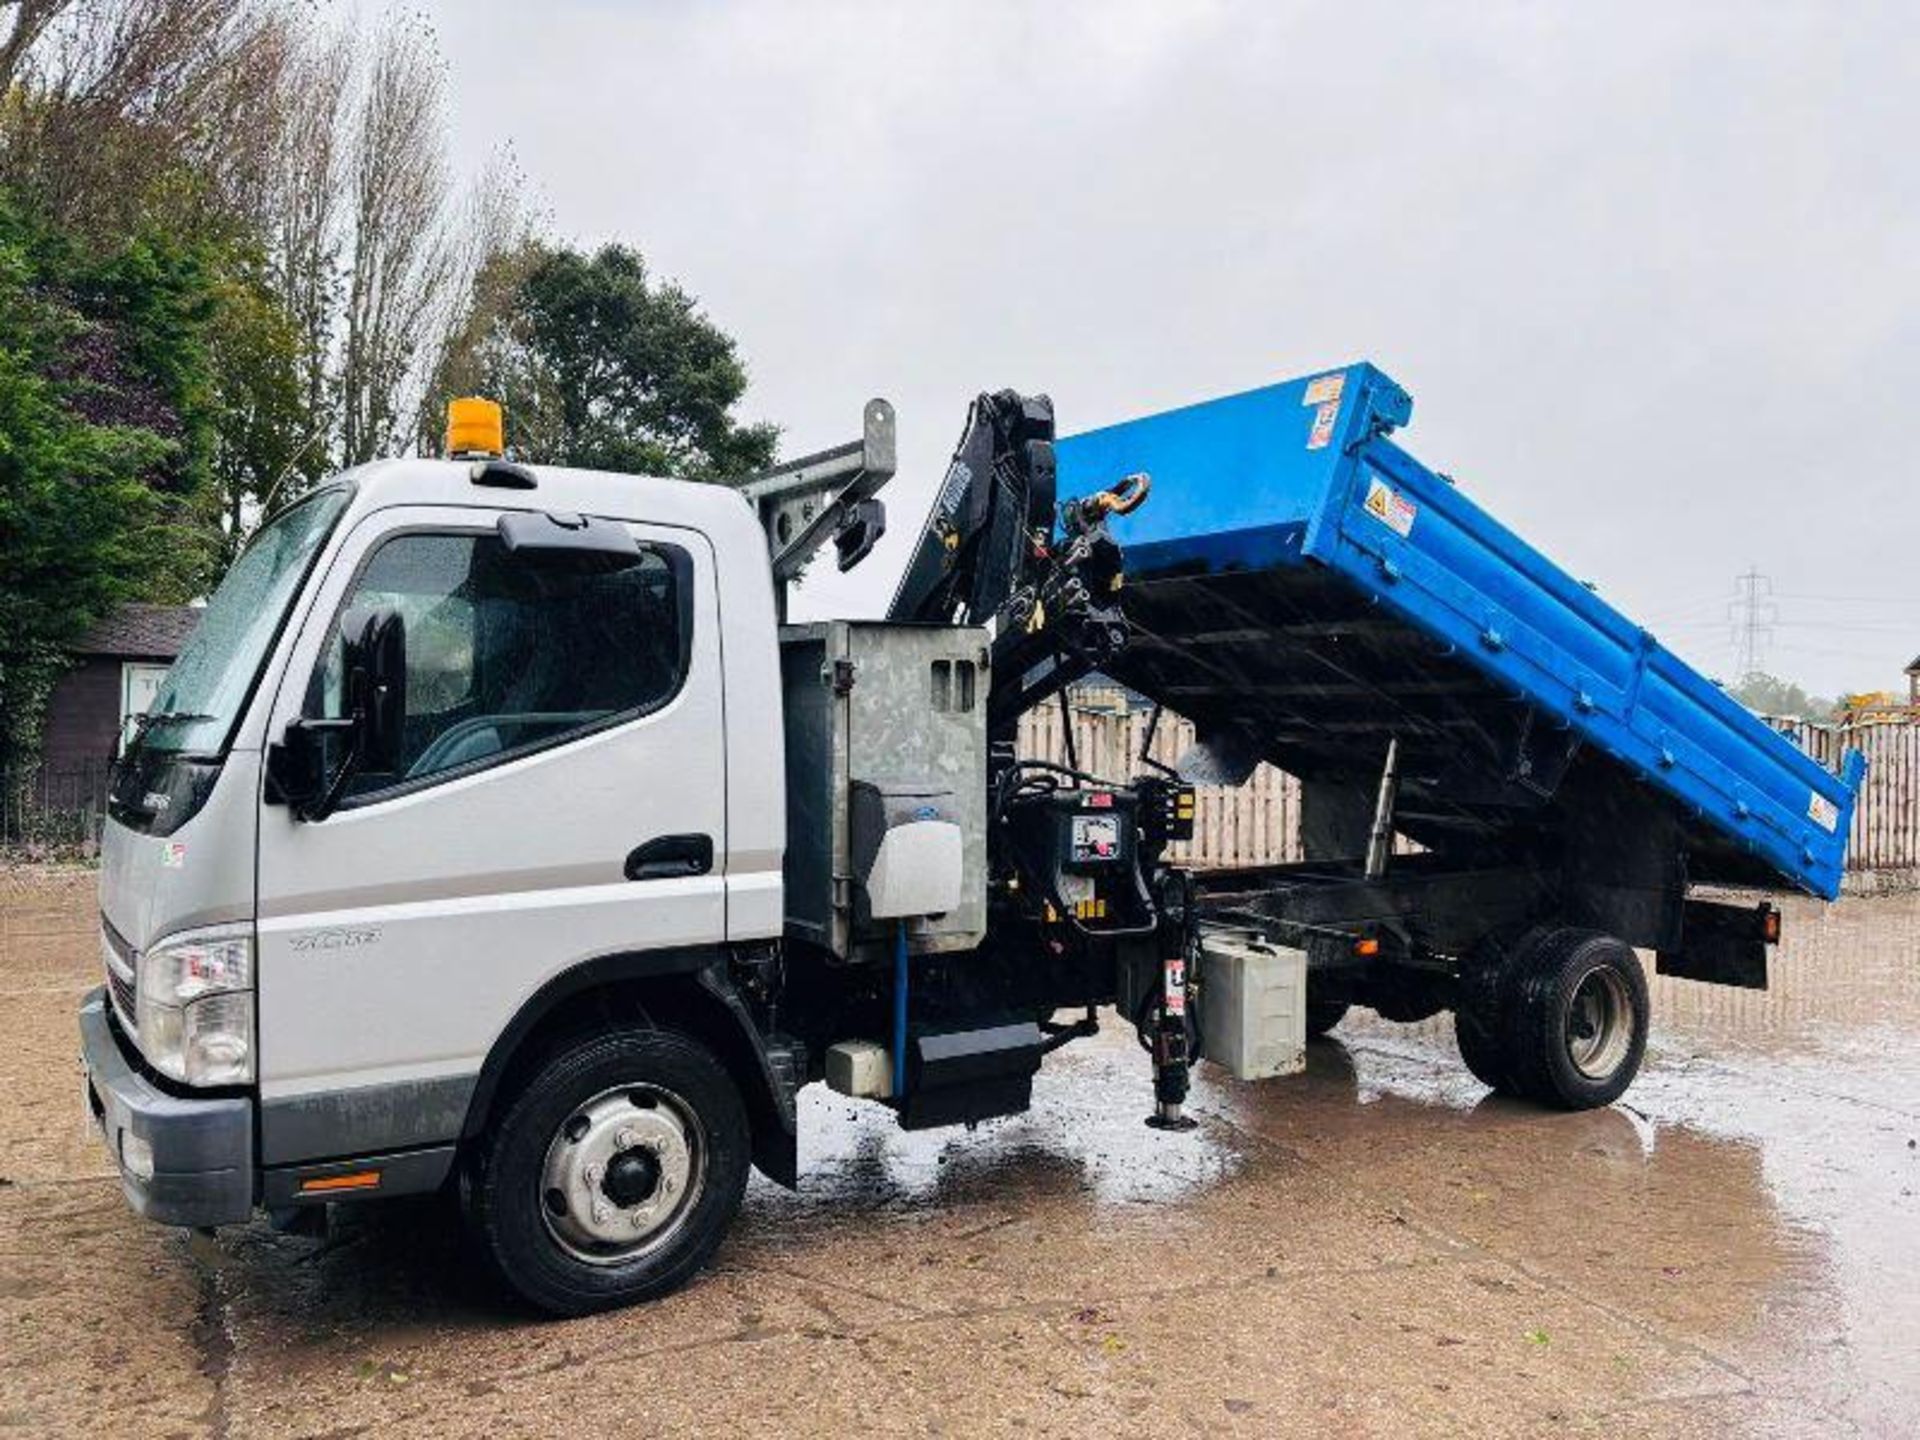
(79, 988, 254, 1227)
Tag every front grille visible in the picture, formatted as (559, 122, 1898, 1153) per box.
(101, 916, 137, 1027)
(107, 965, 136, 1021)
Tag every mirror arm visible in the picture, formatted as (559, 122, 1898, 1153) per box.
(305, 752, 355, 822)
(305, 725, 362, 824)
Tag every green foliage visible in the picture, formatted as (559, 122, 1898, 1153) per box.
(0, 188, 221, 768)
(1728, 671, 1836, 722)
(429, 242, 777, 479)
(206, 258, 323, 562)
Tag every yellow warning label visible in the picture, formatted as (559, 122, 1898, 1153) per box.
(1362, 476, 1417, 537)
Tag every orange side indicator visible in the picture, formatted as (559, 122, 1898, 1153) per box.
(298, 1170, 382, 1195)
(1353, 937, 1381, 958)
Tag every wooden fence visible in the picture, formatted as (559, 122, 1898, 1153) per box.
(1766, 718, 1920, 877)
(1019, 698, 1304, 870)
(1022, 698, 1920, 882)
(0, 759, 111, 857)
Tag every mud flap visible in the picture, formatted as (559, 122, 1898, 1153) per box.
(1656, 900, 1774, 990)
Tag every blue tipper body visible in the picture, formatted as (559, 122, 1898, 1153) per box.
(1056, 363, 1864, 900)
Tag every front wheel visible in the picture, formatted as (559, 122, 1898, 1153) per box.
(466, 1028, 750, 1316)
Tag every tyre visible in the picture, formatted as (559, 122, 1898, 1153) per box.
(1504, 928, 1649, 1110)
(466, 1027, 750, 1316)
(1452, 1003, 1514, 1092)
(1452, 933, 1529, 1094)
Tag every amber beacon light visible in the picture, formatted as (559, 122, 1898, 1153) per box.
(446, 396, 505, 457)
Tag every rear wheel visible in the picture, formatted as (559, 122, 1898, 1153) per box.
(1453, 1003, 1514, 1092)
(1453, 934, 1527, 1094)
(466, 1028, 750, 1316)
(1504, 928, 1648, 1109)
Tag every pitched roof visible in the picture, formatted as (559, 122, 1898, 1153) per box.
(74, 603, 202, 659)
(1908, 654, 1920, 673)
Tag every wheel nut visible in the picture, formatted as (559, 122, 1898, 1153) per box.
(591, 1202, 609, 1224)
(615, 1127, 639, 1150)
(583, 1162, 603, 1185)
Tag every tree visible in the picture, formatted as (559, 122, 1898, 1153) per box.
(411, 147, 541, 445)
(249, 11, 351, 465)
(0, 0, 272, 773)
(0, 198, 222, 769)
(426, 241, 777, 479)
(1728, 672, 1835, 722)
(0, 2, 65, 95)
(0, 0, 291, 241)
(338, 15, 456, 466)
(0, 2, 497, 775)
(206, 259, 318, 564)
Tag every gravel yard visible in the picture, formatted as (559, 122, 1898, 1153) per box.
(3, 867, 1916, 1437)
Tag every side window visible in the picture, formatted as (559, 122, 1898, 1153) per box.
(309, 529, 689, 799)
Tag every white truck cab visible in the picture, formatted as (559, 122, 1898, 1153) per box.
(85, 444, 798, 1310)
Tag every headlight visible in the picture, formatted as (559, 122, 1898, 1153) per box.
(137, 931, 254, 1085)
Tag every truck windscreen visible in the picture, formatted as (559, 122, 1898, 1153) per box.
(130, 486, 353, 758)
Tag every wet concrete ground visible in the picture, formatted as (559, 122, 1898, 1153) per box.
(1, 867, 1916, 1437)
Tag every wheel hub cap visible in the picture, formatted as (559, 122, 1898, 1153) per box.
(1566, 967, 1633, 1080)
(601, 1146, 662, 1208)
(539, 1086, 704, 1264)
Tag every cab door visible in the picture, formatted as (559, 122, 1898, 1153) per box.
(253, 503, 727, 1157)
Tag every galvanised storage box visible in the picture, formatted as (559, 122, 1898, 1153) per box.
(779, 622, 989, 961)
(1198, 932, 1308, 1082)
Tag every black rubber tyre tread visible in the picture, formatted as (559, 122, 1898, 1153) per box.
(1451, 928, 1540, 1094)
(1453, 1003, 1513, 1092)
(1504, 927, 1648, 1111)
(1305, 999, 1351, 1039)
(467, 1027, 750, 1316)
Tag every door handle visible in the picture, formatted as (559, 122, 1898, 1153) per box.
(624, 834, 714, 881)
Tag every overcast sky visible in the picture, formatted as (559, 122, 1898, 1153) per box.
(422, 0, 1917, 698)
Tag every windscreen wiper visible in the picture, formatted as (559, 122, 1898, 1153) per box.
(133, 710, 218, 732)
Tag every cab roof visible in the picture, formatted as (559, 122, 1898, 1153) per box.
(327, 458, 763, 538)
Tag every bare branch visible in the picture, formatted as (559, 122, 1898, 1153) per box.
(338, 13, 455, 464)
(0, 0, 70, 96)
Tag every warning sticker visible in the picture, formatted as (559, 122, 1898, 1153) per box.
(1303, 372, 1346, 407)
(1162, 956, 1187, 1016)
(1808, 791, 1840, 833)
(162, 841, 186, 869)
(1362, 476, 1417, 537)
(1306, 400, 1340, 450)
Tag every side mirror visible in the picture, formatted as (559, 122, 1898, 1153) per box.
(264, 723, 326, 812)
(265, 606, 406, 821)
